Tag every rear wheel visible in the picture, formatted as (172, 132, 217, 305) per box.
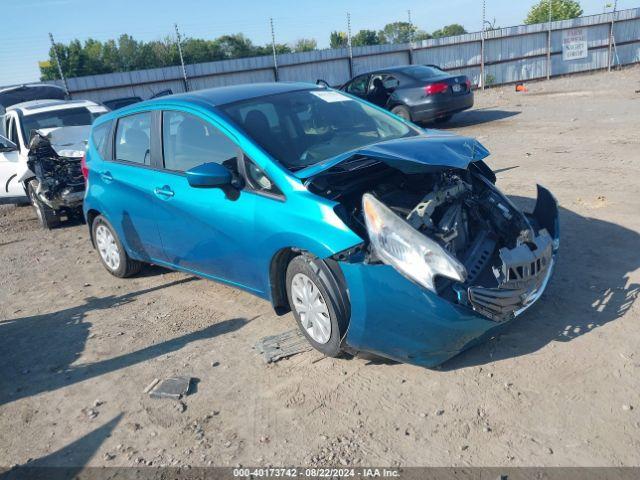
(28, 183, 60, 230)
(92, 215, 142, 278)
(286, 255, 349, 357)
(391, 105, 412, 122)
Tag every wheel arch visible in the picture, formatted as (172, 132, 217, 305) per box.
(86, 209, 102, 247)
(268, 247, 351, 335)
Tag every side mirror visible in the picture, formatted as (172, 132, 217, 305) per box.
(0, 134, 18, 153)
(186, 162, 232, 188)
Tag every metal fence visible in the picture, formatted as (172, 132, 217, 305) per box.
(49, 8, 640, 103)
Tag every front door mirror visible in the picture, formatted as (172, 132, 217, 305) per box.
(0, 134, 18, 153)
(186, 162, 232, 188)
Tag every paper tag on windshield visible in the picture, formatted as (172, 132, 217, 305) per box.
(310, 90, 352, 103)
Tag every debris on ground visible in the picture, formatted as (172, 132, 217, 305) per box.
(147, 376, 192, 399)
(255, 329, 311, 363)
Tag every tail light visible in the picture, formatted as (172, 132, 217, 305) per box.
(465, 78, 472, 91)
(424, 82, 449, 95)
(81, 153, 88, 181)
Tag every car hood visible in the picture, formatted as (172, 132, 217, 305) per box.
(294, 130, 490, 180)
(34, 125, 90, 158)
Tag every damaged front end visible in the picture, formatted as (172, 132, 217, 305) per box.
(26, 127, 87, 211)
(305, 135, 559, 366)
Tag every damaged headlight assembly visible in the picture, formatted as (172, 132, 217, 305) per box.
(362, 193, 467, 292)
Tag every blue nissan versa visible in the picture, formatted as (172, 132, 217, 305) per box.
(83, 82, 559, 367)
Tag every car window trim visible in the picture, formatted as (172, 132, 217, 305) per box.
(238, 152, 285, 202)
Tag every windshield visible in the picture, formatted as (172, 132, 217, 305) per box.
(219, 89, 418, 170)
(21, 107, 103, 140)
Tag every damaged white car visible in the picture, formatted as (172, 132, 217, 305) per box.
(0, 98, 108, 228)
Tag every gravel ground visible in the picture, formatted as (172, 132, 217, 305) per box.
(1, 67, 639, 468)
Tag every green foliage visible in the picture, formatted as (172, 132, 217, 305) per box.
(351, 29, 383, 47)
(380, 21, 416, 44)
(292, 38, 317, 52)
(432, 24, 467, 38)
(413, 30, 432, 42)
(525, 0, 583, 24)
(40, 33, 292, 81)
(329, 31, 349, 49)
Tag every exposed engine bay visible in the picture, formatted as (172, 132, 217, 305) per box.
(26, 128, 86, 212)
(309, 159, 556, 322)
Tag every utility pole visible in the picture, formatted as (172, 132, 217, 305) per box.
(270, 18, 279, 81)
(48, 33, 70, 97)
(407, 9, 414, 64)
(480, 0, 486, 90)
(608, 0, 618, 71)
(346, 12, 354, 77)
(547, 0, 552, 80)
(174, 23, 189, 92)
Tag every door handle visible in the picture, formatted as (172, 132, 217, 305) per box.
(99, 171, 113, 182)
(154, 186, 174, 198)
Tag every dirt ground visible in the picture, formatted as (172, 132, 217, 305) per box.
(1, 67, 639, 469)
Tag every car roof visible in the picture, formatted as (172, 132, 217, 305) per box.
(356, 64, 444, 77)
(7, 99, 101, 116)
(113, 82, 320, 115)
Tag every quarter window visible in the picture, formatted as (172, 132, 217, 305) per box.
(115, 112, 151, 165)
(162, 111, 237, 172)
(91, 121, 112, 159)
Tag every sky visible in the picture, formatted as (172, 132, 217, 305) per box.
(1, 0, 637, 85)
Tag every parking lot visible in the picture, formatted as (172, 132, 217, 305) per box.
(1, 67, 639, 468)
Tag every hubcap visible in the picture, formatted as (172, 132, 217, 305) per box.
(291, 273, 331, 344)
(95, 224, 120, 271)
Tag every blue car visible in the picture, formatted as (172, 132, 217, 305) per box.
(82, 82, 559, 368)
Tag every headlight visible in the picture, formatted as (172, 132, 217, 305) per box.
(362, 193, 467, 292)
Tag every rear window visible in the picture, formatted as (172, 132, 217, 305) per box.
(21, 107, 104, 140)
(400, 65, 445, 80)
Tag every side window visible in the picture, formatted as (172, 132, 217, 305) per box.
(243, 157, 283, 197)
(115, 112, 151, 165)
(162, 111, 237, 172)
(91, 121, 112, 159)
(346, 75, 369, 95)
(8, 117, 20, 148)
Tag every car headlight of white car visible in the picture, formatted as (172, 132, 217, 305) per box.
(362, 193, 467, 292)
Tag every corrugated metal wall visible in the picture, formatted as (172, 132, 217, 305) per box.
(48, 8, 640, 102)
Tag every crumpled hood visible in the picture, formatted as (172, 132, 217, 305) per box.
(295, 130, 490, 179)
(34, 125, 90, 158)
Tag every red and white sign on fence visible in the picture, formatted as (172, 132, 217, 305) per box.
(562, 28, 589, 61)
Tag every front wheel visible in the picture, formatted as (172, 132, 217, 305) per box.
(286, 255, 349, 357)
(92, 215, 142, 278)
(391, 105, 412, 122)
(28, 183, 60, 230)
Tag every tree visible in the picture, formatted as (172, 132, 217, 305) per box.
(413, 31, 432, 42)
(432, 24, 467, 38)
(380, 21, 416, 44)
(525, 0, 583, 24)
(329, 31, 349, 48)
(292, 38, 317, 52)
(351, 29, 383, 46)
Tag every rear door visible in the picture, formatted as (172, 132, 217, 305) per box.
(94, 111, 165, 261)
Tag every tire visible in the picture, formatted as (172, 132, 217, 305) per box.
(28, 183, 60, 230)
(286, 255, 349, 357)
(91, 215, 142, 278)
(391, 105, 412, 122)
